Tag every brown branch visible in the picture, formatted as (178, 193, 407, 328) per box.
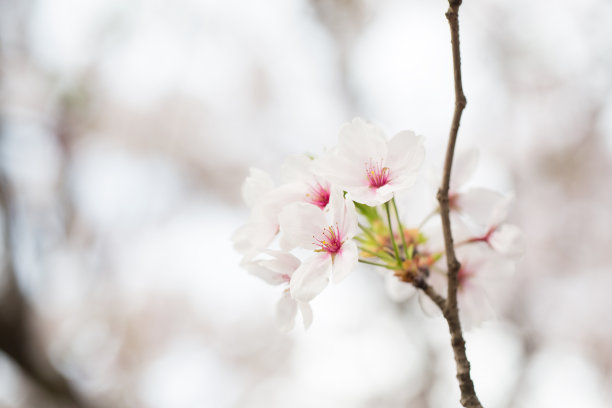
(0, 175, 97, 408)
(414, 277, 447, 312)
(435, 1, 484, 407)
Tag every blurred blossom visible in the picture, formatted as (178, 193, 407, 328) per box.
(0, 0, 611, 407)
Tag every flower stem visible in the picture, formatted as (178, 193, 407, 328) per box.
(391, 197, 410, 260)
(384, 201, 402, 266)
(358, 259, 396, 270)
(359, 246, 396, 263)
(358, 223, 378, 243)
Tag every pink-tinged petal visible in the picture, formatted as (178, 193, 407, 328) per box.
(256, 183, 306, 217)
(278, 202, 327, 251)
(276, 291, 298, 332)
(298, 302, 313, 330)
(385, 273, 416, 302)
(417, 290, 443, 317)
(459, 283, 495, 330)
(346, 186, 379, 206)
(488, 195, 513, 227)
(340, 196, 358, 240)
(373, 185, 395, 205)
(448, 214, 474, 245)
(232, 221, 276, 262)
(386, 131, 425, 174)
(327, 189, 357, 240)
(317, 154, 369, 190)
(259, 250, 301, 277)
(450, 149, 479, 190)
(231, 224, 252, 255)
(327, 188, 346, 225)
(244, 262, 287, 285)
(455, 188, 506, 227)
(234, 215, 279, 261)
(290, 253, 332, 302)
(331, 239, 358, 283)
(242, 168, 275, 208)
(238, 183, 307, 258)
(337, 118, 388, 165)
(387, 170, 418, 191)
(281, 154, 314, 183)
(489, 224, 525, 258)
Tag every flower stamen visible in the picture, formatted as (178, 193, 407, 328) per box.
(305, 182, 330, 209)
(365, 159, 390, 188)
(313, 223, 343, 253)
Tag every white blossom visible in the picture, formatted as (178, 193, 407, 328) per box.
(278, 189, 358, 302)
(317, 118, 425, 206)
(244, 250, 313, 331)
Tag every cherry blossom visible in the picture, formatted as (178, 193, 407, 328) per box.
(245, 250, 313, 331)
(317, 117, 425, 206)
(429, 244, 515, 328)
(281, 154, 332, 210)
(232, 156, 334, 262)
(278, 189, 358, 302)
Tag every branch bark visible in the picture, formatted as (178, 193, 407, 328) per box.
(436, 1, 484, 407)
(0, 175, 96, 408)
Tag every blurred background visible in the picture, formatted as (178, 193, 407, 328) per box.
(1, 0, 612, 407)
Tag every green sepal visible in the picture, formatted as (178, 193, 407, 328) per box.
(354, 202, 381, 223)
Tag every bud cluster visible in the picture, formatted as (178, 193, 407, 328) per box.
(234, 118, 524, 331)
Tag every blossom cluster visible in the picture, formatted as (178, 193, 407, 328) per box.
(233, 118, 524, 331)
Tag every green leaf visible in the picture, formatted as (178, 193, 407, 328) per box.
(354, 202, 381, 222)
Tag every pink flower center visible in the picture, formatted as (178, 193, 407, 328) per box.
(313, 224, 343, 253)
(365, 159, 390, 188)
(305, 182, 330, 210)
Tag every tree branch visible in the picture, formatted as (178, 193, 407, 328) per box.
(0, 175, 97, 408)
(436, 1, 483, 407)
(414, 277, 447, 312)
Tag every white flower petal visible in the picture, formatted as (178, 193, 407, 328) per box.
(456, 188, 507, 227)
(386, 131, 425, 174)
(231, 224, 252, 254)
(281, 154, 314, 183)
(316, 153, 367, 190)
(244, 262, 287, 285)
(299, 302, 313, 330)
(290, 253, 332, 302)
(278, 202, 327, 251)
(331, 239, 358, 283)
(327, 189, 358, 240)
(489, 224, 525, 258)
(347, 186, 379, 206)
(459, 283, 495, 330)
(242, 168, 275, 208)
(385, 273, 416, 302)
(417, 290, 443, 317)
(341, 195, 358, 239)
(276, 291, 298, 332)
(261, 250, 301, 276)
(451, 149, 479, 190)
(337, 118, 388, 165)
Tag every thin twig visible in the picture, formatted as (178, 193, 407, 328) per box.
(436, 1, 484, 407)
(414, 277, 447, 312)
